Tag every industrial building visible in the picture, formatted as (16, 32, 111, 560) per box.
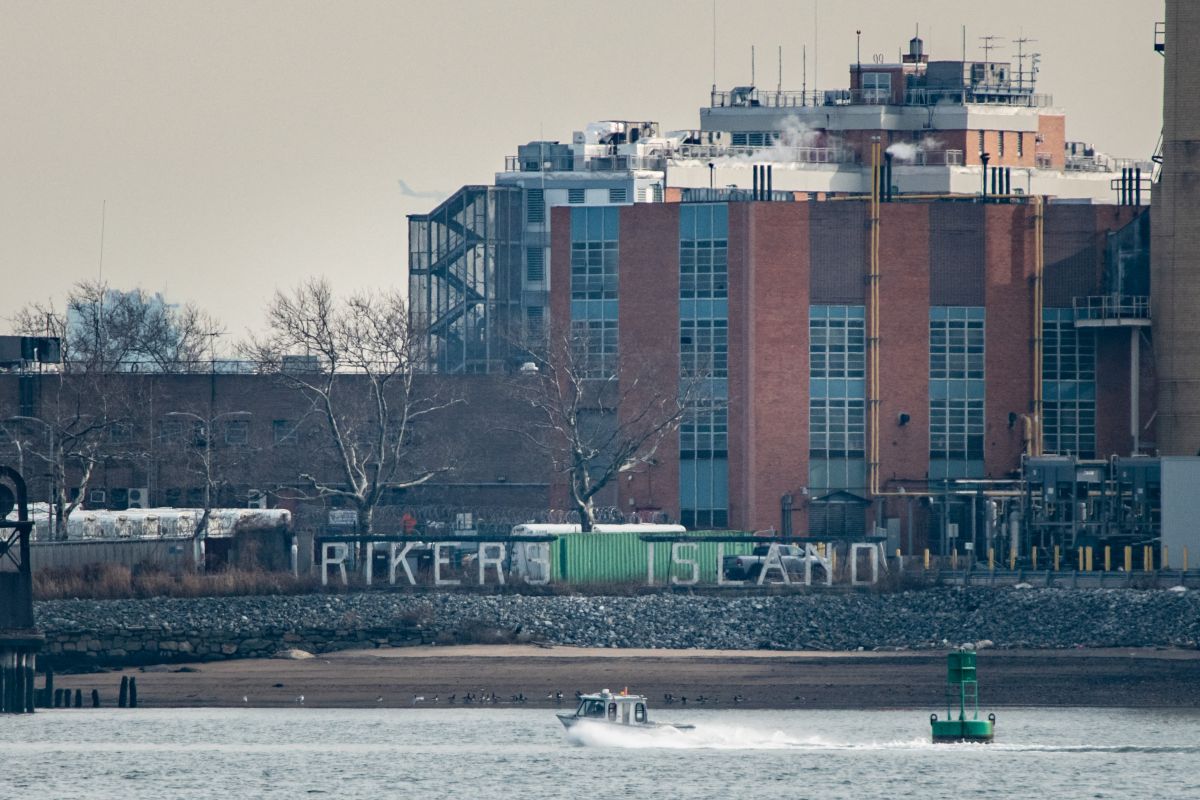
(410, 33, 1152, 376)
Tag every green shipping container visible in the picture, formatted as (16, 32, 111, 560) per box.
(548, 531, 757, 585)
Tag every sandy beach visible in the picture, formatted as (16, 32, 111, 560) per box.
(45, 645, 1200, 710)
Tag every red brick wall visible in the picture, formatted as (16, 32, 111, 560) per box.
(1037, 115, 1066, 169)
(740, 203, 811, 532)
(876, 203, 931, 547)
(984, 204, 1035, 477)
(616, 203, 681, 519)
(726, 204, 750, 528)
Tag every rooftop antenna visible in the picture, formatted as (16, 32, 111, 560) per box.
(751, 44, 755, 86)
(778, 44, 782, 97)
(1014, 36, 1037, 91)
(979, 35, 1004, 65)
(802, 43, 807, 104)
(961, 25, 966, 64)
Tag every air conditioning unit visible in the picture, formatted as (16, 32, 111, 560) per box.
(127, 487, 150, 509)
(88, 489, 107, 507)
(247, 489, 268, 509)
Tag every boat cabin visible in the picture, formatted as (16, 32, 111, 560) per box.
(572, 690, 649, 725)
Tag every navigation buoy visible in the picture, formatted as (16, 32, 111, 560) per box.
(930, 648, 995, 743)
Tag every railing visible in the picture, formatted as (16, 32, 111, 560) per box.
(709, 87, 1053, 109)
(673, 143, 852, 164)
(1073, 295, 1151, 324)
(503, 154, 668, 173)
(1065, 154, 1156, 174)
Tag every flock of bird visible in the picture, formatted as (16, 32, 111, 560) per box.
(239, 689, 756, 706)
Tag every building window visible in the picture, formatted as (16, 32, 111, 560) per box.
(568, 188, 586, 204)
(810, 306, 867, 492)
(272, 419, 298, 446)
(570, 207, 618, 301)
(929, 307, 985, 479)
(526, 188, 545, 223)
(862, 72, 891, 103)
(526, 246, 545, 283)
(998, 131, 1005, 158)
(526, 306, 544, 340)
(570, 207, 620, 379)
(1017, 132, 1024, 159)
(1042, 308, 1096, 457)
(978, 130, 985, 156)
(608, 187, 627, 203)
(680, 318, 728, 379)
(225, 419, 249, 446)
(680, 204, 730, 528)
(570, 319, 618, 379)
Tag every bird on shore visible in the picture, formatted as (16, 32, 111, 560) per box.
(412, 695, 425, 704)
(375, 696, 383, 703)
(296, 695, 305, 705)
(448, 694, 456, 703)
(242, 696, 248, 704)
(555, 691, 564, 704)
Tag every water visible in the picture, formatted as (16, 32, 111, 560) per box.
(6, 707, 1200, 799)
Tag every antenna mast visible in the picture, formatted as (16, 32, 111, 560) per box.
(1014, 37, 1037, 92)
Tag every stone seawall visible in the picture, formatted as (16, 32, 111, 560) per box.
(34, 586, 1200, 669)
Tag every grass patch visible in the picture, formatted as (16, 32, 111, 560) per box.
(34, 563, 324, 601)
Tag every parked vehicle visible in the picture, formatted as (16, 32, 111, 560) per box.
(722, 544, 829, 582)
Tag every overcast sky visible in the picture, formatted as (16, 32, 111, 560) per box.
(1, 0, 1164, 344)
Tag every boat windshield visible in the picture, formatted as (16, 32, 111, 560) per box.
(577, 699, 607, 718)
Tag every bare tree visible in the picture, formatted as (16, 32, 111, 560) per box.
(242, 278, 455, 537)
(0, 374, 135, 534)
(14, 280, 222, 372)
(162, 409, 255, 547)
(508, 327, 703, 531)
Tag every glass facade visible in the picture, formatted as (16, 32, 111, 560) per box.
(809, 305, 867, 493)
(1042, 308, 1097, 457)
(679, 204, 729, 529)
(929, 306, 985, 479)
(569, 207, 620, 379)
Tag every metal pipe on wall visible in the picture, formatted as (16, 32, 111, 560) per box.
(1032, 196, 1045, 456)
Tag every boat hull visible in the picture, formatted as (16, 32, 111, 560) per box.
(558, 714, 693, 732)
(931, 719, 994, 743)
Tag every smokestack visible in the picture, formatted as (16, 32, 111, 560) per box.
(753, 164, 759, 200)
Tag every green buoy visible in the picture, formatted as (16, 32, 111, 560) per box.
(930, 648, 995, 743)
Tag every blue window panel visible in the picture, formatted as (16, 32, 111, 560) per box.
(679, 457, 729, 511)
(967, 380, 985, 400)
(679, 298, 729, 320)
(1080, 382, 1096, 401)
(603, 206, 619, 240)
(930, 459, 986, 480)
(570, 208, 586, 240)
(930, 306, 949, 320)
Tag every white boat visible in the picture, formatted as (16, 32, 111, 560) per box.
(557, 689, 694, 731)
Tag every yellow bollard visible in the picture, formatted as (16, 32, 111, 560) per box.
(1104, 546, 1111, 572)
(1031, 548, 1038, 571)
(988, 548, 995, 571)
(1009, 550, 1017, 571)
(1054, 545, 1061, 571)
(1143, 545, 1153, 571)
(924, 548, 931, 570)
(1085, 546, 1093, 572)
(1125, 546, 1133, 573)
(951, 549, 959, 570)
(1162, 545, 1169, 571)
(1077, 547, 1084, 572)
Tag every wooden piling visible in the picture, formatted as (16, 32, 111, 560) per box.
(91, 689, 100, 708)
(129, 677, 138, 709)
(74, 689, 82, 708)
(118, 676, 129, 708)
(43, 668, 54, 709)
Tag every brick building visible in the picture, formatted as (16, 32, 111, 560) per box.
(551, 198, 1150, 549)
(0, 372, 548, 523)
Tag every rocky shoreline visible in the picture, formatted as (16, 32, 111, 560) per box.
(34, 586, 1200, 669)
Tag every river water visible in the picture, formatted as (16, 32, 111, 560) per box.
(6, 707, 1200, 799)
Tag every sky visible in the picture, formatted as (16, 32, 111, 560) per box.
(0, 0, 1164, 346)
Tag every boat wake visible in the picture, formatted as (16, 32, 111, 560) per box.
(565, 721, 844, 750)
(564, 722, 1200, 754)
